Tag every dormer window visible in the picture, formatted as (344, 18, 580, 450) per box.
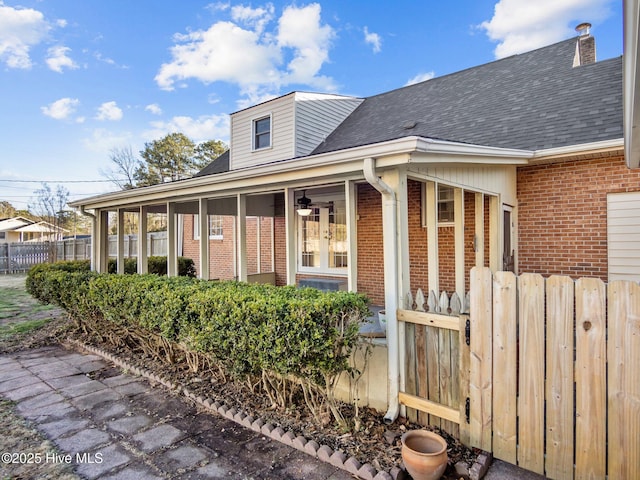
(253, 115, 271, 150)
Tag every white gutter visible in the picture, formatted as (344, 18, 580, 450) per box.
(624, 0, 640, 169)
(363, 157, 400, 424)
(79, 205, 95, 219)
(531, 138, 624, 160)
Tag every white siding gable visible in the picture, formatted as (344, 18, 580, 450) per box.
(608, 191, 640, 282)
(229, 92, 362, 171)
(294, 93, 363, 157)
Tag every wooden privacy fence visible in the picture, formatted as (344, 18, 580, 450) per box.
(0, 242, 51, 273)
(470, 266, 639, 479)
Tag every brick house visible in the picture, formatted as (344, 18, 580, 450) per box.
(71, 29, 629, 417)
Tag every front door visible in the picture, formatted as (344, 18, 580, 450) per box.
(299, 204, 347, 273)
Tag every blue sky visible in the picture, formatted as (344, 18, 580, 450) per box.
(0, 0, 623, 210)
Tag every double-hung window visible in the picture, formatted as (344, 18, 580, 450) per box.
(253, 116, 271, 150)
(193, 215, 224, 240)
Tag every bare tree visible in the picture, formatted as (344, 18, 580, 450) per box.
(30, 183, 70, 235)
(101, 146, 139, 190)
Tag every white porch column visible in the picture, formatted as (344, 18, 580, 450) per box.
(93, 209, 108, 273)
(237, 194, 248, 282)
(454, 188, 465, 300)
(167, 202, 177, 277)
(425, 181, 439, 295)
(345, 180, 358, 292)
(475, 193, 485, 268)
(285, 188, 297, 285)
(138, 206, 148, 274)
(489, 196, 501, 272)
(395, 169, 411, 416)
(117, 209, 125, 274)
(199, 198, 210, 280)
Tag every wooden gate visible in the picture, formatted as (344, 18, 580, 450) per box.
(468, 266, 640, 479)
(398, 288, 470, 444)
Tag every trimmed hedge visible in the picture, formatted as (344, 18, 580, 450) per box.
(25, 256, 196, 277)
(26, 262, 370, 427)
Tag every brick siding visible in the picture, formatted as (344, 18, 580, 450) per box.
(517, 153, 640, 279)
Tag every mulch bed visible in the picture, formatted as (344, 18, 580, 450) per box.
(66, 328, 479, 479)
(3, 315, 480, 479)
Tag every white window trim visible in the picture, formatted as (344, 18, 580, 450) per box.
(252, 114, 272, 151)
(193, 214, 223, 240)
(421, 183, 456, 227)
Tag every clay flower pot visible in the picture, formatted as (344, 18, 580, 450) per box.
(401, 430, 448, 480)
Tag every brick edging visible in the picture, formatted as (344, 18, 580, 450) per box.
(67, 339, 396, 480)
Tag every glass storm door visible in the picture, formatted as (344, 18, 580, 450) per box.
(299, 205, 347, 273)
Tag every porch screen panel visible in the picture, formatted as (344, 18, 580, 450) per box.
(329, 206, 348, 268)
(301, 208, 320, 267)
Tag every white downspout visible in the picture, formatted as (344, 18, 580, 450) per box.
(363, 157, 400, 424)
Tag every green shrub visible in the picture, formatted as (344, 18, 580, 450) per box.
(25, 267, 369, 428)
(107, 256, 196, 277)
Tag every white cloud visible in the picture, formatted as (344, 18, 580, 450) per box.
(480, 0, 613, 58)
(41, 97, 80, 120)
(405, 71, 436, 86)
(145, 103, 162, 115)
(46, 45, 77, 72)
(81, 128, 134, 153)
(95, 101, 123, 121)
(277, 4, 335, 88)
(0, 3, 50, 69)
(155, 21, 281, 91)
(155, 3, 336, 101)
(363, 26, 381, 53)
(231, 3, 274, 34)
(145, 114, 230, 143)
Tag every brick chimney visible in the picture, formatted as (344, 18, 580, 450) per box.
(573, 22, 596, 67)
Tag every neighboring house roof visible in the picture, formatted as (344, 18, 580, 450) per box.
(312, 38, 622, 155)
(194, 150, 230, 177)
(15, 221, 64, 234)
(0, 216, 34, 232)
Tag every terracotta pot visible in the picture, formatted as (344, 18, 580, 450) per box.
(401, 430, 448, 480)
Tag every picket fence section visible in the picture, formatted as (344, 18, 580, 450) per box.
(470, 267, 640, 479)
(398, 288, 470, 441)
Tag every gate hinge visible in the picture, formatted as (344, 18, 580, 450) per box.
(465, 318, 471, 346)
(465, 397, 470, 424)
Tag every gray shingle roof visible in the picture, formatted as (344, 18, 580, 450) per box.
(312, 37, 622, 154)
(194, 150, 229, 176)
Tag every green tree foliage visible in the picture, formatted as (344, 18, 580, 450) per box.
(134, 133, 227, 187)
(194, 139, 227, 170)
(0, 201, 17, 218)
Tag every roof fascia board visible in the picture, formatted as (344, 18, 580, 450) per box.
(624, 0, 640, 169)
(69, 138, 425, 209)
(530, 138, 624, 162)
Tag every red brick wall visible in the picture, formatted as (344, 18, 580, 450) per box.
(182, 215, 236, 280)
(408, 180, 428, 299)
(274, 216, 287, 286)
(357, 183, 385, 305)
(517, 153, 640, 279)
